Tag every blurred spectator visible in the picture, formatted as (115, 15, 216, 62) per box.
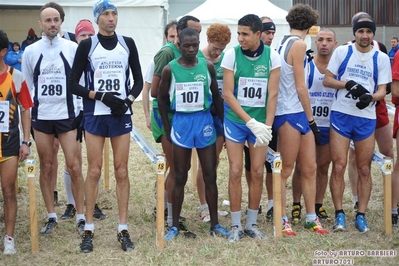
(389, 36, 399, 64)
(21, 28, 38, 50)
(5, 42, 23, 71)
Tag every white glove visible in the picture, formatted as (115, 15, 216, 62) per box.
(246, 118, 272, 147)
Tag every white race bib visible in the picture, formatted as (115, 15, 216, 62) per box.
(37, 74, 66, 104)
(237, 77, 267, 107)
(175, 82, 204, 112)
(0, 101, 9, 132)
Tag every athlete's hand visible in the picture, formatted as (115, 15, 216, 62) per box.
(356, 94, 373, 109)
(72, 111, 83, 129)
(345, 80, 368, 97)
(246, 118, 272, 147)
(111, 98, 132, 117)
(95, 92, 125, 110)
(386, 83, 391, 95)
(308, 119, 321, 145)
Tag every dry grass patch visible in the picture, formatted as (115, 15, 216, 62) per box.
(1, 102, 398, 265)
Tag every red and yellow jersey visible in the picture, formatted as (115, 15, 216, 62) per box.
(0, 66, 33, 157)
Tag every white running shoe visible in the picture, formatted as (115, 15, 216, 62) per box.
(199, 206, 211, 223)
(4, 235, 16, 255)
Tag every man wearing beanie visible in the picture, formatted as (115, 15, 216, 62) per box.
(346, 12, 398, 230)
(323, 13, 391, 233)
(21, 28, 37, 50)
(69, 0, 143, 253)
(22, 3, 86, 237)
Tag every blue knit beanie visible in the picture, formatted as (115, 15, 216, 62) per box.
(93, 0, 118, 23)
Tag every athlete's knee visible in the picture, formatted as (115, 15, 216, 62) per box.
(357, 164, 371, 178)
(174, 174, 188, 188)
(229, 163, 243, 181)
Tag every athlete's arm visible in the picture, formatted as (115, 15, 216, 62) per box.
(266, 66, 280, 126)
(21, 47, 33, 92)
(158, 64, 172, 139)
(323, 70, 346, 89)
(68, 38, 96, 99)
(151, 48, 174, 98)
(124, 37, 143, 99)
(142, 81, 152, 130)
(290, 40, 313, 121)
(207, 61, 223, 122)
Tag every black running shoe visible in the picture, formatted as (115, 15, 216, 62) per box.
(40, 218, 57, 234)
(179, 221, 197, 238)
(61, 204, 76, 220)
(93, 204, 107, 220)
(392, 214, 398, 228)
(80, 230, 94, 253)
(266, 207, 273, 222)
(77, 219, 85, 236)
(117, 230, 134, 251)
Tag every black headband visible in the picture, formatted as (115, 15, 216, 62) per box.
(262, 22, 276, 32)
(353, 20, 376, 36)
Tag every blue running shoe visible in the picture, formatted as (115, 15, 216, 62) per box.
(164, 226, 179, 240)
(355, 215, 370, 233)
(333, 212, 346, 232)
(210, 224, 230, 238)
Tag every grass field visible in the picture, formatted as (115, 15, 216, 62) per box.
(1, 102, 399, 266)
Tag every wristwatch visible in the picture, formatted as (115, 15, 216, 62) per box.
(127, 94, 135, 103)
(22, 141, 32, 147)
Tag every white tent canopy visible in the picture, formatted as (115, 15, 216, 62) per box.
(182, 0, 291, 51)
(0, 0, 169, 100)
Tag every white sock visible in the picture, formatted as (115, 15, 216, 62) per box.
(199, 204, 208, 212)
(392, 208, 398, 215)
(167, 202, 173, 227)
(118, 224, 128, 232)
(48, 213, 57, 222)
(245, 209, 258, 229)
(353, 195, 358, 204)
(306, 213, 317, 223)
(76, 214, 85, 224)
(267, 200, 274, 211)
(84, 222, 94, 231)
(231, 211, 242, 230)
(63, 171, 75, 206)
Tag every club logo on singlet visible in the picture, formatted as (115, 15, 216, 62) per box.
(203, 124, 214, 137)
(254, 65, 268, 77)
(194, 74, 206, 82)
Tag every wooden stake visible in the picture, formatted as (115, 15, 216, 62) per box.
(26, 156, 39, 254)
(156, 154, 166, 249)
(272, 152, 282, 238)
(382, 157, 393, 236)
(104, 138, 110, 190)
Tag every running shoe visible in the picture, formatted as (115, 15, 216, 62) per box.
(282, 221, 296, 236)
(210, 224, 230, 238)
(354, 215, 370, 233)
(316, 206, 333, 223)
(3, 235, 16, 255)
(228, 226, 244, 243)
(199, 206, 210, 223)
(304, 217, 329, 235)
(164, 226, 179, 240)
(117, 230, 134, 251)
(333, 212, 346, 232)
(353, 201, 358, 211)
(244, 224, 267, 239)
(40, 218, 57, 234)
(80, 230, 94, 253)
(392, 214, 398, 228)
(61, 204, 76, 220)
(291, 204, 302, 224)
(77, 219, 85, 236)
(93, 204, 107, 220)
(266, 207, 273, 222)
(179, 222, 197, 238)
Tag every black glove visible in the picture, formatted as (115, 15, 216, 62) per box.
(72, 111, 84, 142)
(345, 80, 368, 97)
(94, 92, 125, 112)
(308, 119, 321, 145)
(111, 98, 132, 117)
(356, 94, 373, 109)
(306, 49, 314, 63)
(386, 83, 391, 95)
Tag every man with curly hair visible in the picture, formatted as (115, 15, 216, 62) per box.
(196, 23, 231, 223)
(274, 3, 329, 236)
